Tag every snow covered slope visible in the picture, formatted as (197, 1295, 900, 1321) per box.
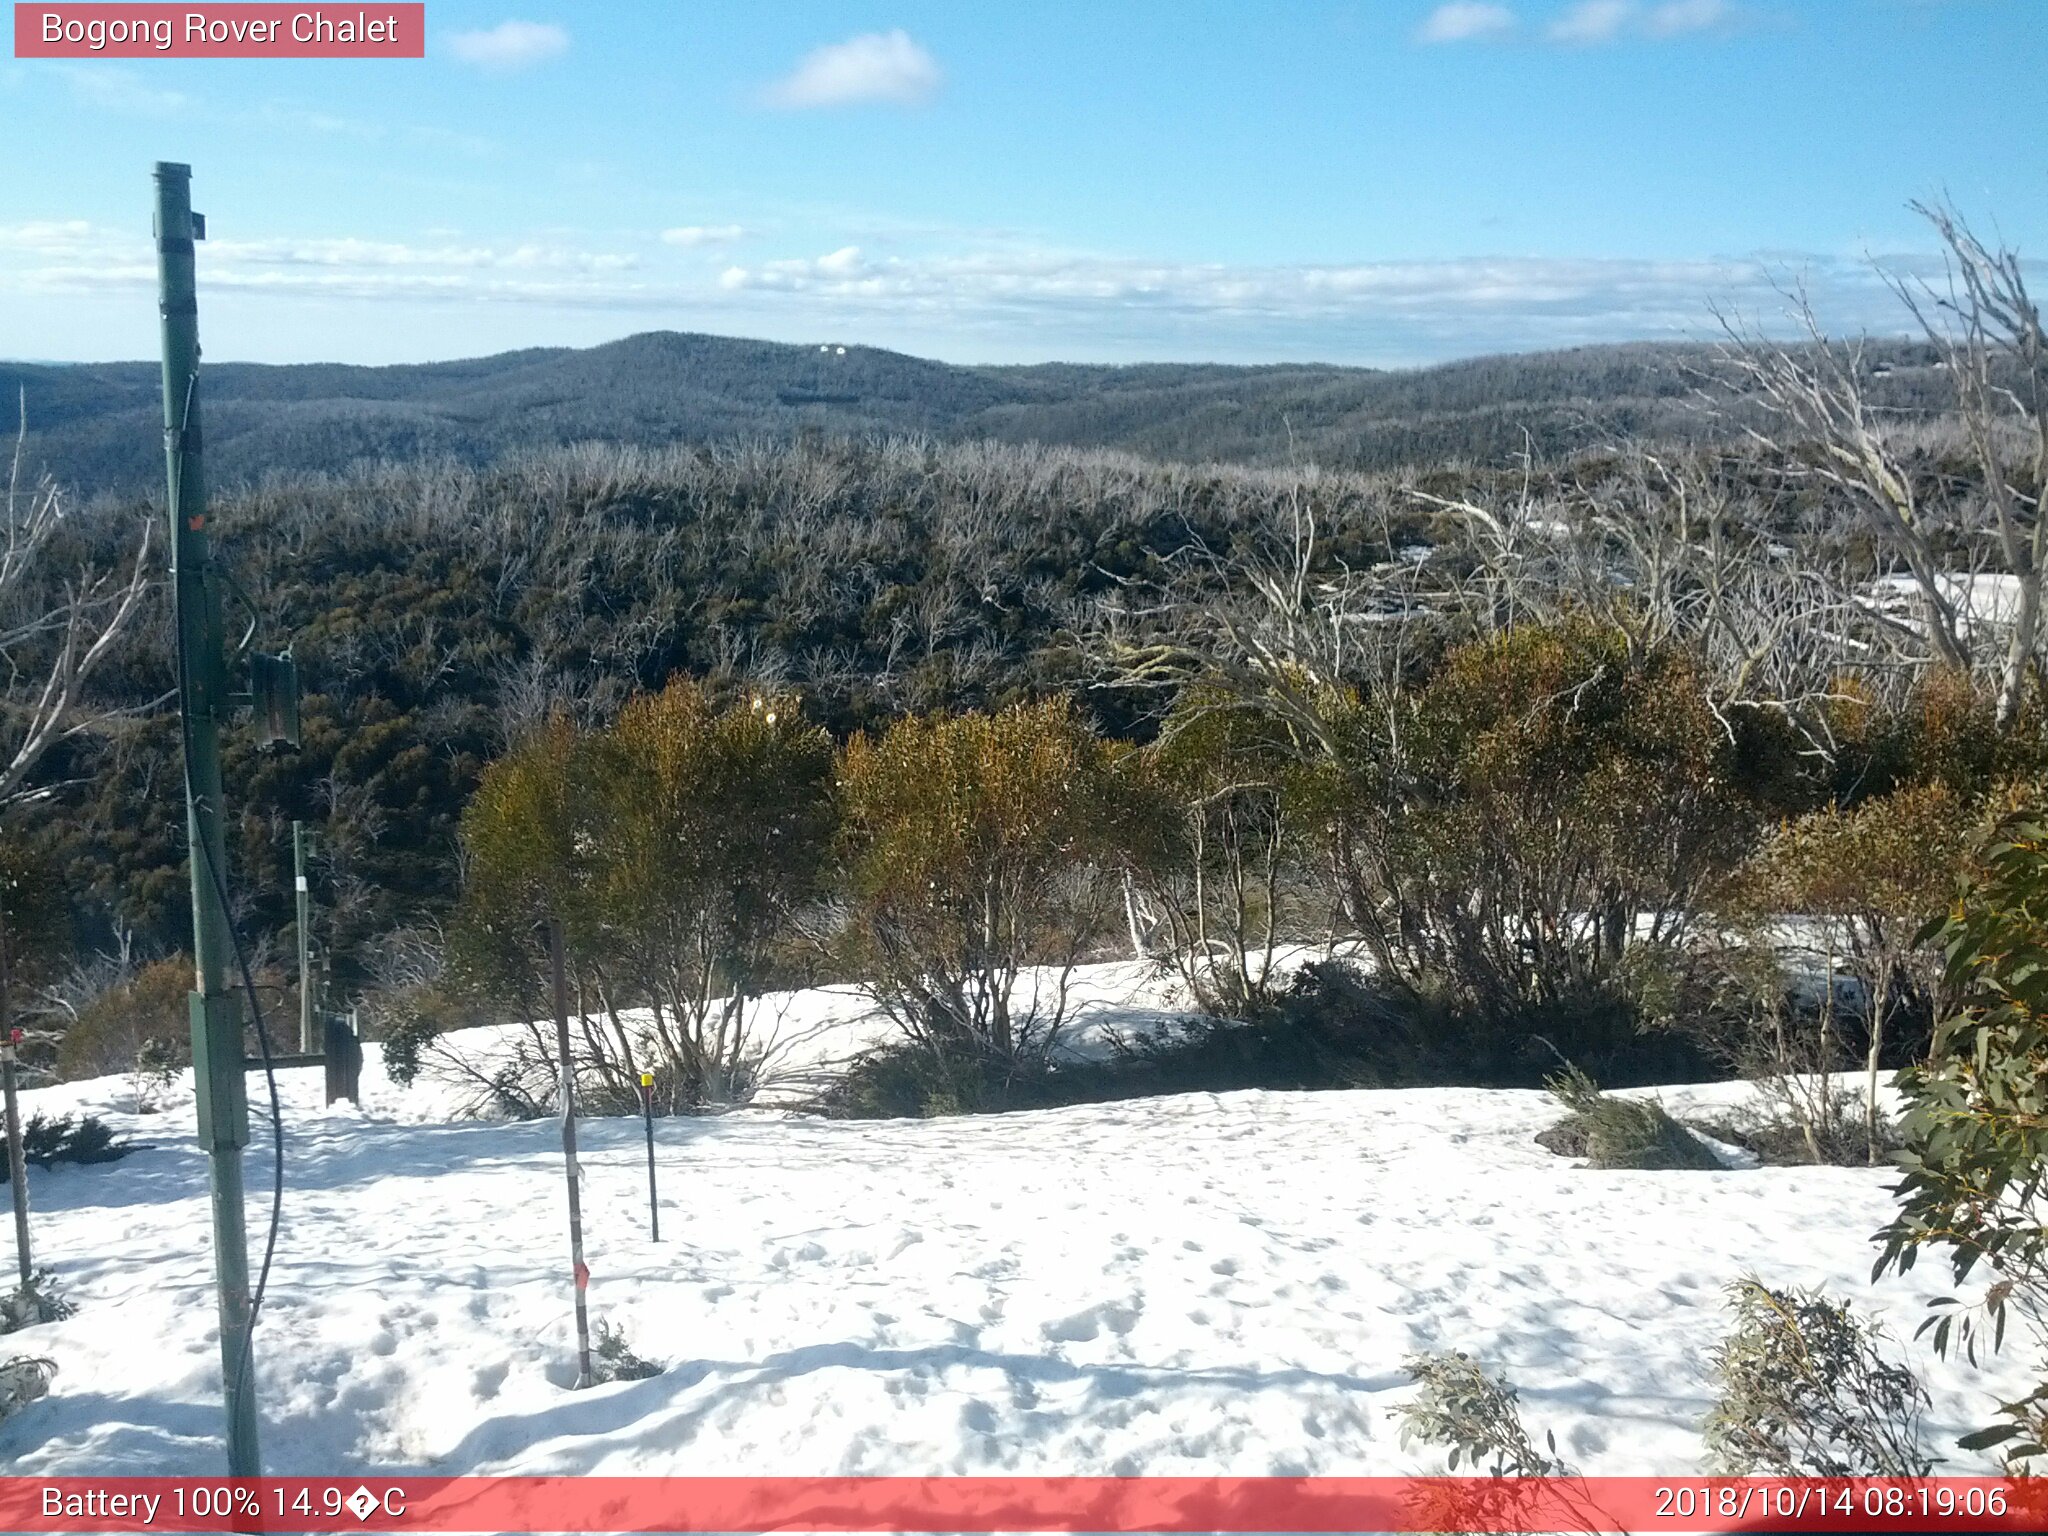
(0, 999, 2033, 1477)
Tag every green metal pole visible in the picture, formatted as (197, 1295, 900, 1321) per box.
(155, 160, 262, 1479)
(294, 821, 313, 1054)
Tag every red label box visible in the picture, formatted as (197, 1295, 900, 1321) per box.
(14, 4, 425, 58)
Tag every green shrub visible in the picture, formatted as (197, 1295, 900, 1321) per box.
(19, 1113, 129, 1169)
(1730, 781, 1975, 1163)
(0, 1271, 73, 1332)
(1876, 809, 2048, 1467)
(591, 681, 835, 1109)
(816, 1036, 1039, 1119)
(1540, 1066, 1721, 1170)
(371, 983, 488, 1090)
(53, 958, 189, 1083)
(454, 687, 836, 1112)
(1337, 622, 1752, 1025)
(1703, 1278, 1934, 1475)
(591, 1320, 663, 1383)
(818, 963, 1457, 1118)
(1122, 686, 1316, 1016)
(131, 1035, 184, 1111)
(836, 699, 1125, 1066)
(1398, 1351, 1566, 1476)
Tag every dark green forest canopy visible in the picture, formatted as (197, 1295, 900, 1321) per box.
(21, 437, 1433, 972)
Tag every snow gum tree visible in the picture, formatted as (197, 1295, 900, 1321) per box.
(1876, 810, 2048, 1469)
(835, 698, 1125, 1071)
(1732, 783, 1978, 1163)
(1327, 620, 1751, 1048)
(455, 689, 836, 1111)
(1121, 684, 1315, 1015)
(591, 680, 834, 1108)
(449, 715, 606, 1114)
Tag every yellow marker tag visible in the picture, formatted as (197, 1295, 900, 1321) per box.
(639, 1072, 654, 1088)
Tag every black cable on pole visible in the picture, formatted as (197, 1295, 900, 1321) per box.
(197, 830, 285, 1394)
(171, 374, 285, 1411)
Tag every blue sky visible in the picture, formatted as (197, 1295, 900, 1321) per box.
(2, 0, 2043, 366)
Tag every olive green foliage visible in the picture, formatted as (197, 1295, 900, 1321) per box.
(1703, 1279, 1934, 1476)
(1124, 687, 1313, 1015)
(53, 957, 189, 1083)
(1541, 1066, 1722, 1170)
(373, 985, 477, 1090)
(837, 698, 1126, 1066)
(1398, 1352, 1566, 1476)
(592, 681, 835, 1109)
(454, 687, 835, 1110)
(1731, 780, 1978, 1162)
(1876, 810, 2048, 1467)
(1325, 621, 1754, 1073)
(817, 962, 1444, 1118)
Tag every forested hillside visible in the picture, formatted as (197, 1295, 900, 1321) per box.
(2, 331, 1951, 496)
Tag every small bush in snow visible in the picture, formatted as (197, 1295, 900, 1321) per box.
(0, 1356, 55, 1423)
(591, 1320, 663, 1383)
(1399, 1351, 1566, 1475)
(1540, 1066, 1719, 1171)
(19, 1113, 130, 1170)
(817, 1037, 1034, 1118)
(0, 1271, 73, 1333)
(52, 956, 188, 1084)
(130, 1035, 182, 1112)
(375, 988, 460, 1089)
(1703, 1278, 1933, 1476)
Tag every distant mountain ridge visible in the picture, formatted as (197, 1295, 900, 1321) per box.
(4, 329, 1942, 497)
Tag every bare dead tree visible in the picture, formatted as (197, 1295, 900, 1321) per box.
(1712, 293, 1971, 674)
(0, 395, 154, 809)
(1892, 199, 2048, 728)
(1712, 206, 2047, 727)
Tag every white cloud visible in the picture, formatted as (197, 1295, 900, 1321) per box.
(46, 63, 188, 114)
(763, 30, 942, 109)
(6, 218, 1989, 365)
(0, 221, 103, 255)
(447, 20, 569, 73)
(1549, 0, 1636, 44)
(661, 225, 747, 248)
(1646, 0, 1731, 36)
(1547, 0, 1732, 44)
(1416, 3, 1517, 43)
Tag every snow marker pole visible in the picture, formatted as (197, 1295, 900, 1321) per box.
(294, 821, 314, 1053)
(548, 917, 594, 1388)
(3, 1029, 30, 1288)
(155, 160, 263, 1479)
(639, 1072, 660, 1242)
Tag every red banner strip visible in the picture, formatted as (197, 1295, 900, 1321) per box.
(1, 1477, 2045, 1533)
(14, 5, 424, 59)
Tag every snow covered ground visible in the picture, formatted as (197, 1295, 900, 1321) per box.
(0, 961, 2035, 1479)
